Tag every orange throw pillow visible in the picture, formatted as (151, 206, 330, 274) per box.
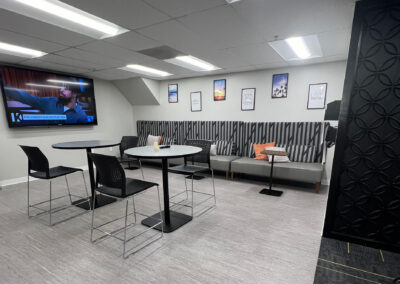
(253, 142, 275, 160)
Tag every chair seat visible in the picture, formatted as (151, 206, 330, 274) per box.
(118, 156, 139, 163)
(30, 166, 82, 179)
(168, 164, 209, 175)
(96, 178, 158, 198)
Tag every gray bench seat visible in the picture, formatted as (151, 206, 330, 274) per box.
(231, 157, 323, 184)
(210, 155, 240, 172)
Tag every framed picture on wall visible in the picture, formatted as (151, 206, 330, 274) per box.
(271, 73, 288, 98)
(191, 91, 202, 112)
(307, 83, 327, 109)
(214, 79, 226, 101)
(241, 88, 256, 111)
(168, 83, 178, 103)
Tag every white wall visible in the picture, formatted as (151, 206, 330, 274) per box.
(132, 61, 347, 184)
(0, 79, 135, 186)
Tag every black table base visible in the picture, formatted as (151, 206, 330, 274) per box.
(259, 188, 283, 197)
(73, 194, 117, 210)
(141, 210, 192, 233)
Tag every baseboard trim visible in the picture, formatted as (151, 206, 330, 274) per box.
(0, 165, 89, 189)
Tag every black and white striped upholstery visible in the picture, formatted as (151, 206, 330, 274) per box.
(161, 137, 175, 145)
(215, 140, 233, 156)
(137, 136, 147, 146)
(136, 120, 329, 163)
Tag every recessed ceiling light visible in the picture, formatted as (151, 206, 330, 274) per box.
(26, 83, 62, 89)
(120, 65, 172, 78)
(165, 55, 220, 72)
(268, 34, 322, 61)
(1, 0, 128, 39)
(225, 0, 241, 4)
(0, 41, 47, 58)
(47, 79, 89, 86)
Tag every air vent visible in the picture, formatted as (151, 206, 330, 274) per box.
(137, 45, 185, 60)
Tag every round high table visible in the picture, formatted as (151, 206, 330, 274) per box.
(52, 140, 120, 210)
(125, 145, 202, 233)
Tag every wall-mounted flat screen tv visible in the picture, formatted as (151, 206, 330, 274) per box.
(0, 65, 97, 128)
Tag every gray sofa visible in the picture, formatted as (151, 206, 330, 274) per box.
(136, 120, 328, 193)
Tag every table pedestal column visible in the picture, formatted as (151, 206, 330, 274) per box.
(141, 158, 192, 233)
(259, 155, 283, 197)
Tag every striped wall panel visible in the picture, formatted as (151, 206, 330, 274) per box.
(136, 120, 329, 162)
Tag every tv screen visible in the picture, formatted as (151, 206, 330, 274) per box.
(0, 65, 97, 127)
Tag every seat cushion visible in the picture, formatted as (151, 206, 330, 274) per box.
(168, 164, 209, 175)
(272, 162, 323, 183)
(30, 166, 82, 179)
(96, 178, 158, 198)
(231, 158, 323, 183)
(231, 157, 271, 176)
(210, 155, 240, 171)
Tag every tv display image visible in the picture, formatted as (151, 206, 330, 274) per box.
(0, 65, 97, 127)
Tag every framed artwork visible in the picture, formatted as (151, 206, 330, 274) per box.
(191, 91, 202, 112)
(168, 83, 178, 103)
(214, 79, 226, 101)
(241, 88, 256, 111)
(271, 73, 288, 98)
(307, 83, 327, 109)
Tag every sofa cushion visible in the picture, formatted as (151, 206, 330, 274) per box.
(231, 157, 271, 176)
(273, 162, 323, 183)
(231, 157, 323, 183)
(210, 155, 240, 171)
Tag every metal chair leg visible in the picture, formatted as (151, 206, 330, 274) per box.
(65, 175, 73, 205)
(184, 176, 188, 200)
(90, 193, 97, 242)
(49, 180, 52, 226)
(123, 199, 129, 259)
(132, 195, 137, 223)
(139, 160, 144, 180)
(212, 169, 216, 205)
(157, 186, 164, 236)
(191, 175, 194, 217)
(27, 174, 30, 217)
(81, 171, 91, 208)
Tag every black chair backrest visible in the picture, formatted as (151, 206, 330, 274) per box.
(89, 153, 126, 194)
(119, 136, 139, 158)
(19, 145, 50, 177)
(184, 140, 212, 167)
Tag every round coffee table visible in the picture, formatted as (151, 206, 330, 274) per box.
(52, 140, 120, 209)
(125, 145, 202, 233)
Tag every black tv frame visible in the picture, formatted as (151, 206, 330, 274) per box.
(0, 64, 98, 128)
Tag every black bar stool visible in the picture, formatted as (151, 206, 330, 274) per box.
(89, 153, 163, 258)
(19, 145, 89, 226)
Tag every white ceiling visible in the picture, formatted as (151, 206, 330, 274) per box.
(0, 0, 356, 80)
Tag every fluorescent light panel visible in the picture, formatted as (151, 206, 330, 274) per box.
(269, 34, 322, 61)
(165, 55, 220, 72)
(4, 0, 128, 39)
(120, 64, 172, 77)
(0, 41, 47, 58)
(47, 79, 88, 86)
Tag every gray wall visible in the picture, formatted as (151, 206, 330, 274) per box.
(132, 61, 347, 184)
(0, 79, 134, 185)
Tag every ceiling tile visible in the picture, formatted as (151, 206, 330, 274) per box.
(232, 0, 356, 42)
(0, 9, 93, 46)
(0, 53, 27, 64)
(55, 48, 125, 68)
(144, 0, 225, 17)
(0, 29, 67, 53)
(105, 31, 160, 52)
(178, 5, 265, 49)
(39, 54, 109, 71)
(225, 43, 285, 66)
(63, 0, 170, 30)
(318, 29, 351, 57)
(86, 69, 138, 80)
(19, 59, 91, 75)
(77, 41, 155, 65)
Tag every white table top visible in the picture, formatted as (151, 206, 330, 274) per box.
(125, 145, 202, 159)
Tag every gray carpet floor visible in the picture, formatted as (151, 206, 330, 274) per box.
(314, 238, 400, 284)
(0, 166, 329, 283)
